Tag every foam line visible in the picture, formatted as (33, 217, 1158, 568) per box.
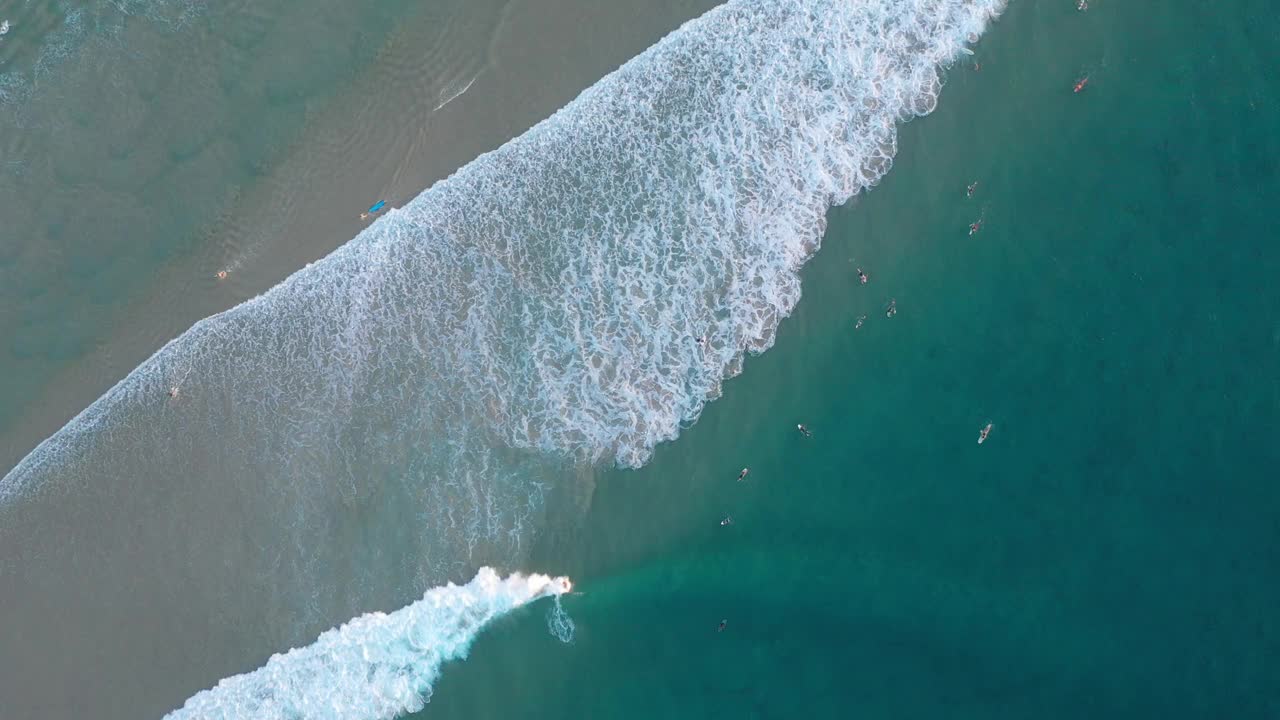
(165, 568, 571, 720)
(1, 3, 1006, 710)
(5, 0, 1006, 498)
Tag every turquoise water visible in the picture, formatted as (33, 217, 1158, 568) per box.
(2, 0, 1280, 719)
(425, 1, 1280, 718)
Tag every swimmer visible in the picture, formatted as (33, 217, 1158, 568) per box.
(974, 61, 981, 72)
(737, 467, 749, 482)
(167, 386, 179, 399)
(216, 269, 228, 281)
(855, 314, 866, 330)
(720, 515, 734, 526)
(1077, 0, 1088, 10)
(978, 422, 993, 445)
(886, 299, 897, 318)
(967, 181, 978, 198)
(717, 619, 727, 632)
(797, 424, 813, 438)
(969, 216, 984, 236)
(696, 335, 707, 345)
(1, 20, 12, 36)
(856, 268, 869, 285)
(1074, 75, 1090, 93)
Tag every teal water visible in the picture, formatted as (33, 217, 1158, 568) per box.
(424, 1, 1280, 718)
(2, 0, 1279, 719)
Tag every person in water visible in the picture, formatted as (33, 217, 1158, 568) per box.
(167, 386, 179, 399)
(216, 270, 228, 280)
(718, 619, 727, 632)
(969, 217, 983, 235)
(978, 422, 993, 444)
(737, 467, 749, 481)
(855, 314, 866, 330)
(1074, 75, 1090, 93)
(797, 424, 813, 438)
(967, 181, 978, 198)
(360, 200, 389, 220)
(720, 515, 733, 526)
(857, 267, 869, 285)
(886, 299, 897, 318)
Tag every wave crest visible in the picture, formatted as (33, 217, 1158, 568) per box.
(0, 0, 1004, 716)
(165, 568, 570, 720)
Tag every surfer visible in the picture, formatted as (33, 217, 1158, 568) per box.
(967, 181, 978, 198)
(978, 422, 993, 444)
(856, 267, 869, 285)
(737, 467, 749, 482)
(360, 200, 388, 220)
(717, 619, 727, 632)
(1074, 75, 1090, 93)
(720, 515, 733, 526)
(855, 314, 866, 330)
(886, 298, 897, 318)
(797, 424, 813, 438)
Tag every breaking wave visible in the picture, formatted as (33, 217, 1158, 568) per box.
(165, 569, 571, 720)
(0, 0, 1005, 717)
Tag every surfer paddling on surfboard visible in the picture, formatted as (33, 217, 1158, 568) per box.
(969, 212, 985, 236)
(1074, 75, 1090, 93)
(360, 200, 388, 220)
(978, 422, 993, 444)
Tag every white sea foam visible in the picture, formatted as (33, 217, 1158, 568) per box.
(1, 0, 1005, 712)
(433, 74, 480, 112)
(546, 595, 577, 644)
(165, 568, 570, 720)
(11, 0, 1003, 482)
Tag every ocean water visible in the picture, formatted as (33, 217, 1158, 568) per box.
(423, 1, 1280, 718)
(3, 0, 1280, 719)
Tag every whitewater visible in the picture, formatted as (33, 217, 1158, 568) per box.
(0, 0, 1004, 718)
(166, 569, 571, 720)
